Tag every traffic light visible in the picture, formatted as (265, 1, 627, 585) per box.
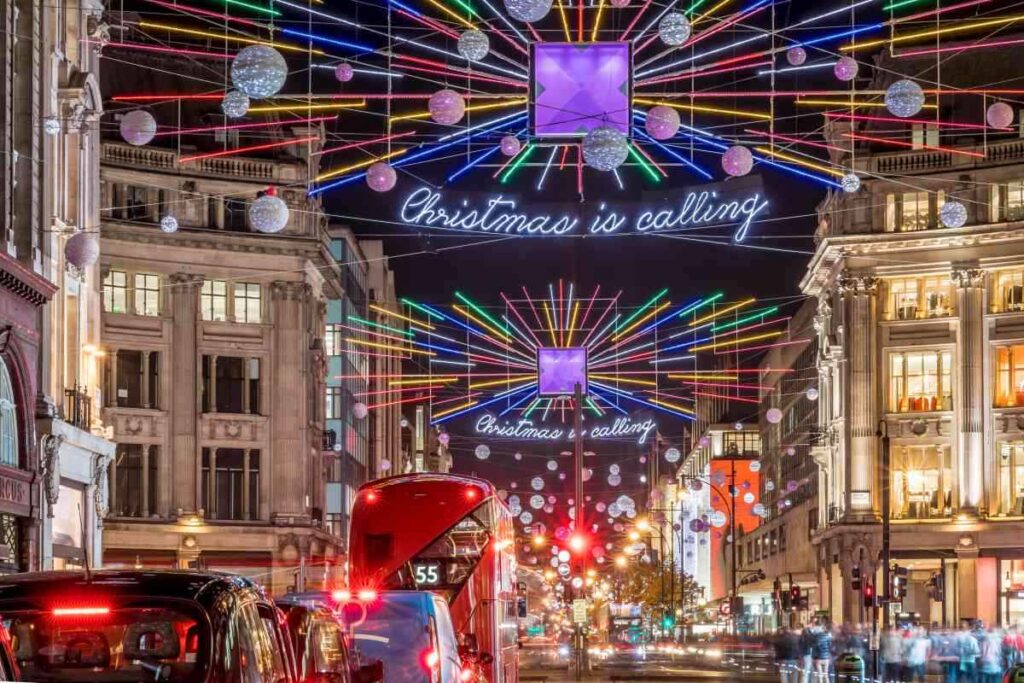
(863, 582, 876, 608)
(891, 564, 908, 601)
(789, 584, 801, 610)
(851, 565, 861, 591)
(662, 613, 676, 629)
(780, 589, 792, 611)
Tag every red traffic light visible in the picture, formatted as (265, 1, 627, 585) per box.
(568, 533, 589, 554)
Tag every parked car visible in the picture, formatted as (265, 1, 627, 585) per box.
(343, 590, 463, 683)
(276, 592, 383, 683)
(0, 569, 294, 682)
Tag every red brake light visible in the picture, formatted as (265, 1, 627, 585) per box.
(357, 589, 378, 603)
(52, 606, 110, 617)
(423, 648, 440, 670)
(365, 491, 379, 503)
(460, 667, 474, 682)
(465, 487, 478, 501)
(332, 589, 352, 603)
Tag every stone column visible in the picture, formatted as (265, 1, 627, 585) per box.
(109, 349, 119, 407)
(953, 267, 986, 514)
(208, 355, 218, 413)
(208, 447, 217, 520)
(141, 445, 150, 516)
(109, 453, 117, 516)
(141, 351, 151, 409)
(242, 358, 251, 414)
(840, 273, 879, 520)
(242, 448, 251, 520)
(169, 273, 203, 513)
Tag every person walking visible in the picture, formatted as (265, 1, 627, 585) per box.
(774, 627, 802, 683)
(978, 629, 1002, 683)
(810, 620, 834, 683)
(881, 628, 904, 683)
(957, 624, 980, 683)
(905, 627, 930, 683)
(799, 623, 815, 683)
(931, 629, 959, 683)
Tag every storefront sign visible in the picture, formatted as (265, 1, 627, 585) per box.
(0, 469, 30, 516)
(474, 414, 658, 445)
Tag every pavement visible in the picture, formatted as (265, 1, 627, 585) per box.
(520, 651, 779, 682)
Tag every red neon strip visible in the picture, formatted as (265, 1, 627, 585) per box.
(580, 290, 622, 347)
(681, 88, 1024, 98)
(526, 22, 543, 43)
(178, 136, 318, 163)
(686, 3, 769, 51)
(891, 0, 989, 24)
(620, 0, 654, 41)
(432, 392, 482, 407)
(896, 36, 1024, 57)
(95, 41, 231, 59)
(501, 293, 544, 347)
(143, 0, 263, 26)
(558, 279, 564, 347)
(744, 128, 849, 154)
(112, 94, 224, 102)
(824, 111, 990, 131)
(632, 143, 668, 177)
(315, 131, 418, 157)
(636, 33, 658, 53)
(578, 0, 584, 42)
(156, 115, 335, 137)
(558, 145, 569, 170)
(678, 380, 768, 391)
(843, 132, 988, 158)
(692, 391, 760, 404)
(576, 146, 583, 196)
(712, 339, 810, 354)
(391, 54, 527, 87)
(491, 147, 522, 178)
(576, 285, 602, 337)
(356, 385, 449, 397)
(521, 286, 548, 339)
(393, 62, 528, 88)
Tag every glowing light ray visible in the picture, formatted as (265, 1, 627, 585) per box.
(586, 313, 621, 352)
(580, 291, 623, 347)
(316, 149, 409, 182)
(590, 381, 695, 420)
(620, 0, 655, 40)
(521, 286, 551, 346)
(445, 305, 534, 361)
(689, 330, 783, 352)
(143, 0, 264, 26)
(686, 316, 789, 348)
(610, 300, 672, 345)
(502, 293, 544, 348)
(565, 302, 581, 348)
(842, 133, 988, 159)
(564, 282, 574, 333)
(387, 377, 458, 386)
(842, 14, 1024, 51)
(753, 146, 845, 178)
(154, 116, 335, 138)
(95, 41, 232, 59)
(612, 288, 669, 338)
(137, 21, 324, 54)
(365, 393, 436, 410)
(522, 397, 543, 419)
(710, 306, 779, 332)
(637, 0, 770, 68)
(587, 388, 629, 416)
(313, 131, 418, 157)
(576, 285, 601, 338)
(537, 146, 558, 191)
(448, 145, 503, 183)
(556, 0, 572, 41)
(391, 98, 528, 123)
(591, 0, 606, 41)
(743, 128, 849, 154)
(178, 137, 318, 163)
(632, 119, 714, 180)
(454, 291, 514, 337)
(634, 98, 772, 121)
(468, 376, 537, 389)
(692, 391, 760, 404)
(542, 301, 559, 347)
(500, 389, 540, 417)
(452, 304, 517, 352)
(501, 314, 539, 351)
(688, 298, 755, 327)
(628, 144, 664, 182)
(500, 144, 535, 184)
(590, 374, 658, 388)
(432, 384, 537, 424)
(346, 337, 435, 356)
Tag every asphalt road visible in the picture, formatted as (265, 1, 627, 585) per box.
(520, 650, 778, 682)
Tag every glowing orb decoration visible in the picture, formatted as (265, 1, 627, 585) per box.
(65, 232, 99, 269)
(786, 47, 807, 66)
(596, 502, 607, 513)
(514, 451, 522, 460)
(544, 504, 554, 513)
(43, 117, 61, 136)
(709, 510, 727, 528)
(664, 447, 681, 463)
(645, 106, 681, 141)
(428, 89, 466, 125)
(582, 467, 593, 482)
(722, 145, 754, 177)
(380, 459, 391, 471)
(546, 459, 558, 471)
(610, 464, 620, 475)
(834, 56, 859, 82)
(500, 135, 522, 156)
(352, 402, 369, 419)
(221, 90, 250, 119)
(743, 492, 755, 504)
(438, 432, 450, 446)
(749, 460, 761, 473)
(531, 476, 545, 491)
(658, 12, 691, 46)
(248, 191, 290, 233)
(366, 162, 397, 192)
(841, 173, 861, 194)
(119, 110, 157, 146)
(734, 422, 744, 431)
(787, 480, 799, 493)
(885, 79, 925, 118)
(807, 387, 819, 401)
(765, 480, 775, 492)
(508, 494, 521, 508)
(475, 444, 491, 460)
(987, 102, 1014, 129)
(457, 29, 490, 61)
(504, 0, 552, 22)
(608, 474, 622, 487)
(520, 511, 533, 524)
(334, 62, 354, 83)
(940, 200, 968, 229)
(753, 503, 766, 517)
(786, 447, 796, 456)
(611, 0, 629, 6)
(608, 502, 622, 517)
(231, 45, 288, 99)
(160, 215, 179, 233)
(766, 408, 783, 424)
(530, 495, 545, 509)
(582, 126, 628, 172)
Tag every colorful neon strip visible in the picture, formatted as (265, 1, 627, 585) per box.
(843, 132, 989, 157)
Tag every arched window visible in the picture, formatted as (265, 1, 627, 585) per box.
(0, 361, 18, 468)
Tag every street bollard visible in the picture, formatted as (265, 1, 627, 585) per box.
(1004, 665, 1024, 683)
(836, 653, 865, 683)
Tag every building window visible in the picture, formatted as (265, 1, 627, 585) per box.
(103, 270, 129, 314)
(891, 445, 952, 519)
(996, 345, 1024, 408)
(224, 199, 248, 232)
(0, 361, 17, 468)
(910, 123, 939, 149)
(778, 525, 786, 552)
(901, 192, 931, 232)
(889, 350, 952, 412)
(202, 356, 259, 414)
(922, 276, 952, 318)
(133, 273, 160, 316)
(234, 283, 262, 324)
(325, 324, 343, 357)
(201, 280, 228, 322)
(999, 443, 1024, 515)
(110, 350, 159, 409)
(888, 278, 919, 320)
(768, 529, 777, 556)
(991, 180, 1024, 223)
(124, 185, 148, 221)
(996, 270, 1024, 313)
(885, 276, 952, 320)
(722, 432, 761, 457)
(111, 444, 156, 518)
(326, 386, 343, 420)
(202, 448, 259, 521)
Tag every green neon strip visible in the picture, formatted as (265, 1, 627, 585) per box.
(523, 397, 542, 418)
(455, 291, 512, 336)
(614, 288, 669, 334)
(586, 396, 603, 417)
(446, 0, 479, 17)
(685, 0, 712, 15)
(881, 0, 929, 11)
(677, 292, 724, 319)
(400, 298, 446, 321)
(628, 144, 661, 183)
(710, 306, 780, 332)
(349, 315, 414, 337)
(221, 0, 282, 16)
(541, 398, 553, 421)
(499, 144, 534, 184)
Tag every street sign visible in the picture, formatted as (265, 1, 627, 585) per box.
(572, 599, 588, 624)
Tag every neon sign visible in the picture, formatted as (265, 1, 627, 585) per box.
(474, 414, 658, 445)
(399, 185, 770, 241)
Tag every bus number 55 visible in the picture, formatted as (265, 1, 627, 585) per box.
(414, 563, 440, 585)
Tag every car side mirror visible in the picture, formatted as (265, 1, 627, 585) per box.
(355, 660, 384, 683)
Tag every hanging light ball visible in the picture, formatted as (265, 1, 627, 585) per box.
(559, 472, 567, 481)
(743, 492, 756, 505)
(248, 188, 290, 233)
(766, 408, 783, 424)
(786, 47, 807, 66)
(520, 511, 533, 525)
(609, 464, 620, 475)
(885, 79, 925, 118)
(231, 45, 288, 99)
(940, 200, 968, 229)
(582, 467, 593, 482)
(807, 387, 819, 401)
(608, 473, 622, 487)
(380, 459, 391, 472)
(504, 0, 553, 22)
(840, 173, 861, 194)
(664, 447, 681, 463)
(710, 510, 727, 528)
(765, 480, 776, 492)
(734, 422, 744, 431)
(475, 444, 491, 460)
(221, 90, 250, 119)
(753, 503, 766, 517)
(698, 436, 710, 448)
(513, 452, 523, 461)
(658, 12, 691, 46)
(428, 88, 466, 125)
(43, 116, 61, 136)
(639, 455, 647, 464)
(645, 105, 681, 141)
(500, 135, 522, 157)
(530, 495, 545, 510)
(546, 459, 558, 471)
(458, 29, 490, 62)
(120, 110, 157, 146)
(65, 232, 99, 269)
(366, 162, 398, 192)
(834, 56, 859, 82)
(352, 402, 369, 419)
(438, 432, 451, 446)
(531, 476, 545, 491)
(334, 62, 354, 83)
(582, 126, 628, 172)
(749, 460, 762, 473)
(721, 145, 754, 177)
(987, 102, 1014, 129)
(611, 0, 630, 6)
(160, 215, 179, 233)
(786, 446, 796, 456)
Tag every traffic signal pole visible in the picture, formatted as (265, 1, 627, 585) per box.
(879, 421, 891, 630)
(573, 382, 587, 679)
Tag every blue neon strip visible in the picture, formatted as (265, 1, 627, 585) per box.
(790, 23, 884, 49)
(280, 28, 374, 53)
(635, 130, 714, 180)
(432, 384, 536, 424)
(447, 145, 502, 183)
(587, 388, 629, 416)
(499, 388, 539, 417)
(635, 297, 708, 338)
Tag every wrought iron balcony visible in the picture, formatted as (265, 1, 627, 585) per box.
(62, 387, 92, 431)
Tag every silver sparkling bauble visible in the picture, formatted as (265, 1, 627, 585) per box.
(120, 110, 157, 146)
(806, 387, 819, 401)
(221, 90, 250, 119)
(43, 117, 61, 136)
(582, 126, 628, 172)
(659, 12, 691, 46)
(504, 0, 553, 22)
(65, 232, 99, 269)
(231, 45, 288, 99)
(475, 444, 491, 460)
(939, 200, 968, 229)
(840, 173, 861, 194)
(160, 215, 179, 233)
(664, 447, 681, 463)
(248, 192, 290, 234)
(885, 79, 925, 119)
(458, 29, 490, 62)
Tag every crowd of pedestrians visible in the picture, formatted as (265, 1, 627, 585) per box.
(772, 619, 1024, 683)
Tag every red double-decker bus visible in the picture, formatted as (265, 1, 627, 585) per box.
(349, 473, 519, 683)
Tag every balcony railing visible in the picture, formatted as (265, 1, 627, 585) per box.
(62, 387, 92, 431)
(102, 142, 305, 183)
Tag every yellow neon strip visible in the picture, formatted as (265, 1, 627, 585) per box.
(591, 374, 659, 387)
(649, 398, 696, 415)
(468, 376, 536, 389)
(694, 0, 732, 25)
(316, 148, 408, 182)
(388, 377, 458, 386)
(390, 99, 528, 123)
(565, 302, 581, 348)
(432, 399, 479, 419)
(138, 21, 324, 54)
(611, 301, 672, 341)
(424, 0, 476, 28)
(452, 304, 511, 343)
(842, 14, 1024, 51)
(688, 298, 755, 327)
(796, 100, 936, 109)
(689, 330, 783, 352)
(754, 146, 845, 178)
(248, 101, 367, 113)
(556, 0, 572, 41)
(669, 374, 741, 381)
(634, 98, 772, 121)
(590, 0, 605, 41)
(345, 337, 435, 356)
(371, 304, 435, 330)
(542, 302, 558, 347)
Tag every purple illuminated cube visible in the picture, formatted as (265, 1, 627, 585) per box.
(537, 347, 588, 396)
(532, 42, 631, 137)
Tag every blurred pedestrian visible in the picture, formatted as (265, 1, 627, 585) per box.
(1003, 625, 1024, 668)
(957, 624, 980, 683)
(881, 628, 903, 683)
(904, 627, 930, 683)
(978, 629, 1002, 683)
(931, 628, 959, 683)
(810, 619, 834, 683)
(799, 623, 814, 683)
(774, 627, 801, 683)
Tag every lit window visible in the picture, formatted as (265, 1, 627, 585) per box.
(133, 273, 160, 317)
(888, 278, 919, 320)
(1009, 181, 1024, 222)
(910, 124, 939, 149)
(900, 192, 931, 232)
(889, 350, 952, 412)
(234, 283, 262, 324)
(996, 344, 1024, 408)
(997, 270, 1024, 312)
(325, 324, 343, 357)
(891, 445, 952, 519)
(999, 442, 1024, 515)
(921, 276, 952, 318)
(0, 360, 17, 468)
(103, 270, 128, 314)
(326, 386, 343, 420)
(201, 280, 228, 322)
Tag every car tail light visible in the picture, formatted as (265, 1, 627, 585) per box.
(52, 606, 110, 617)
(357, 589, 378, 603)
(365, 491, 379, 503)
(422, 648, 439, 670)
(459, 667, 474, 682)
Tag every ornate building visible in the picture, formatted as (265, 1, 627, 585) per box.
(804, 46, 1024, 626)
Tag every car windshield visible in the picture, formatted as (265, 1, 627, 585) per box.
(350, 597, 430, 681)
(1, 604, 208, 682)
